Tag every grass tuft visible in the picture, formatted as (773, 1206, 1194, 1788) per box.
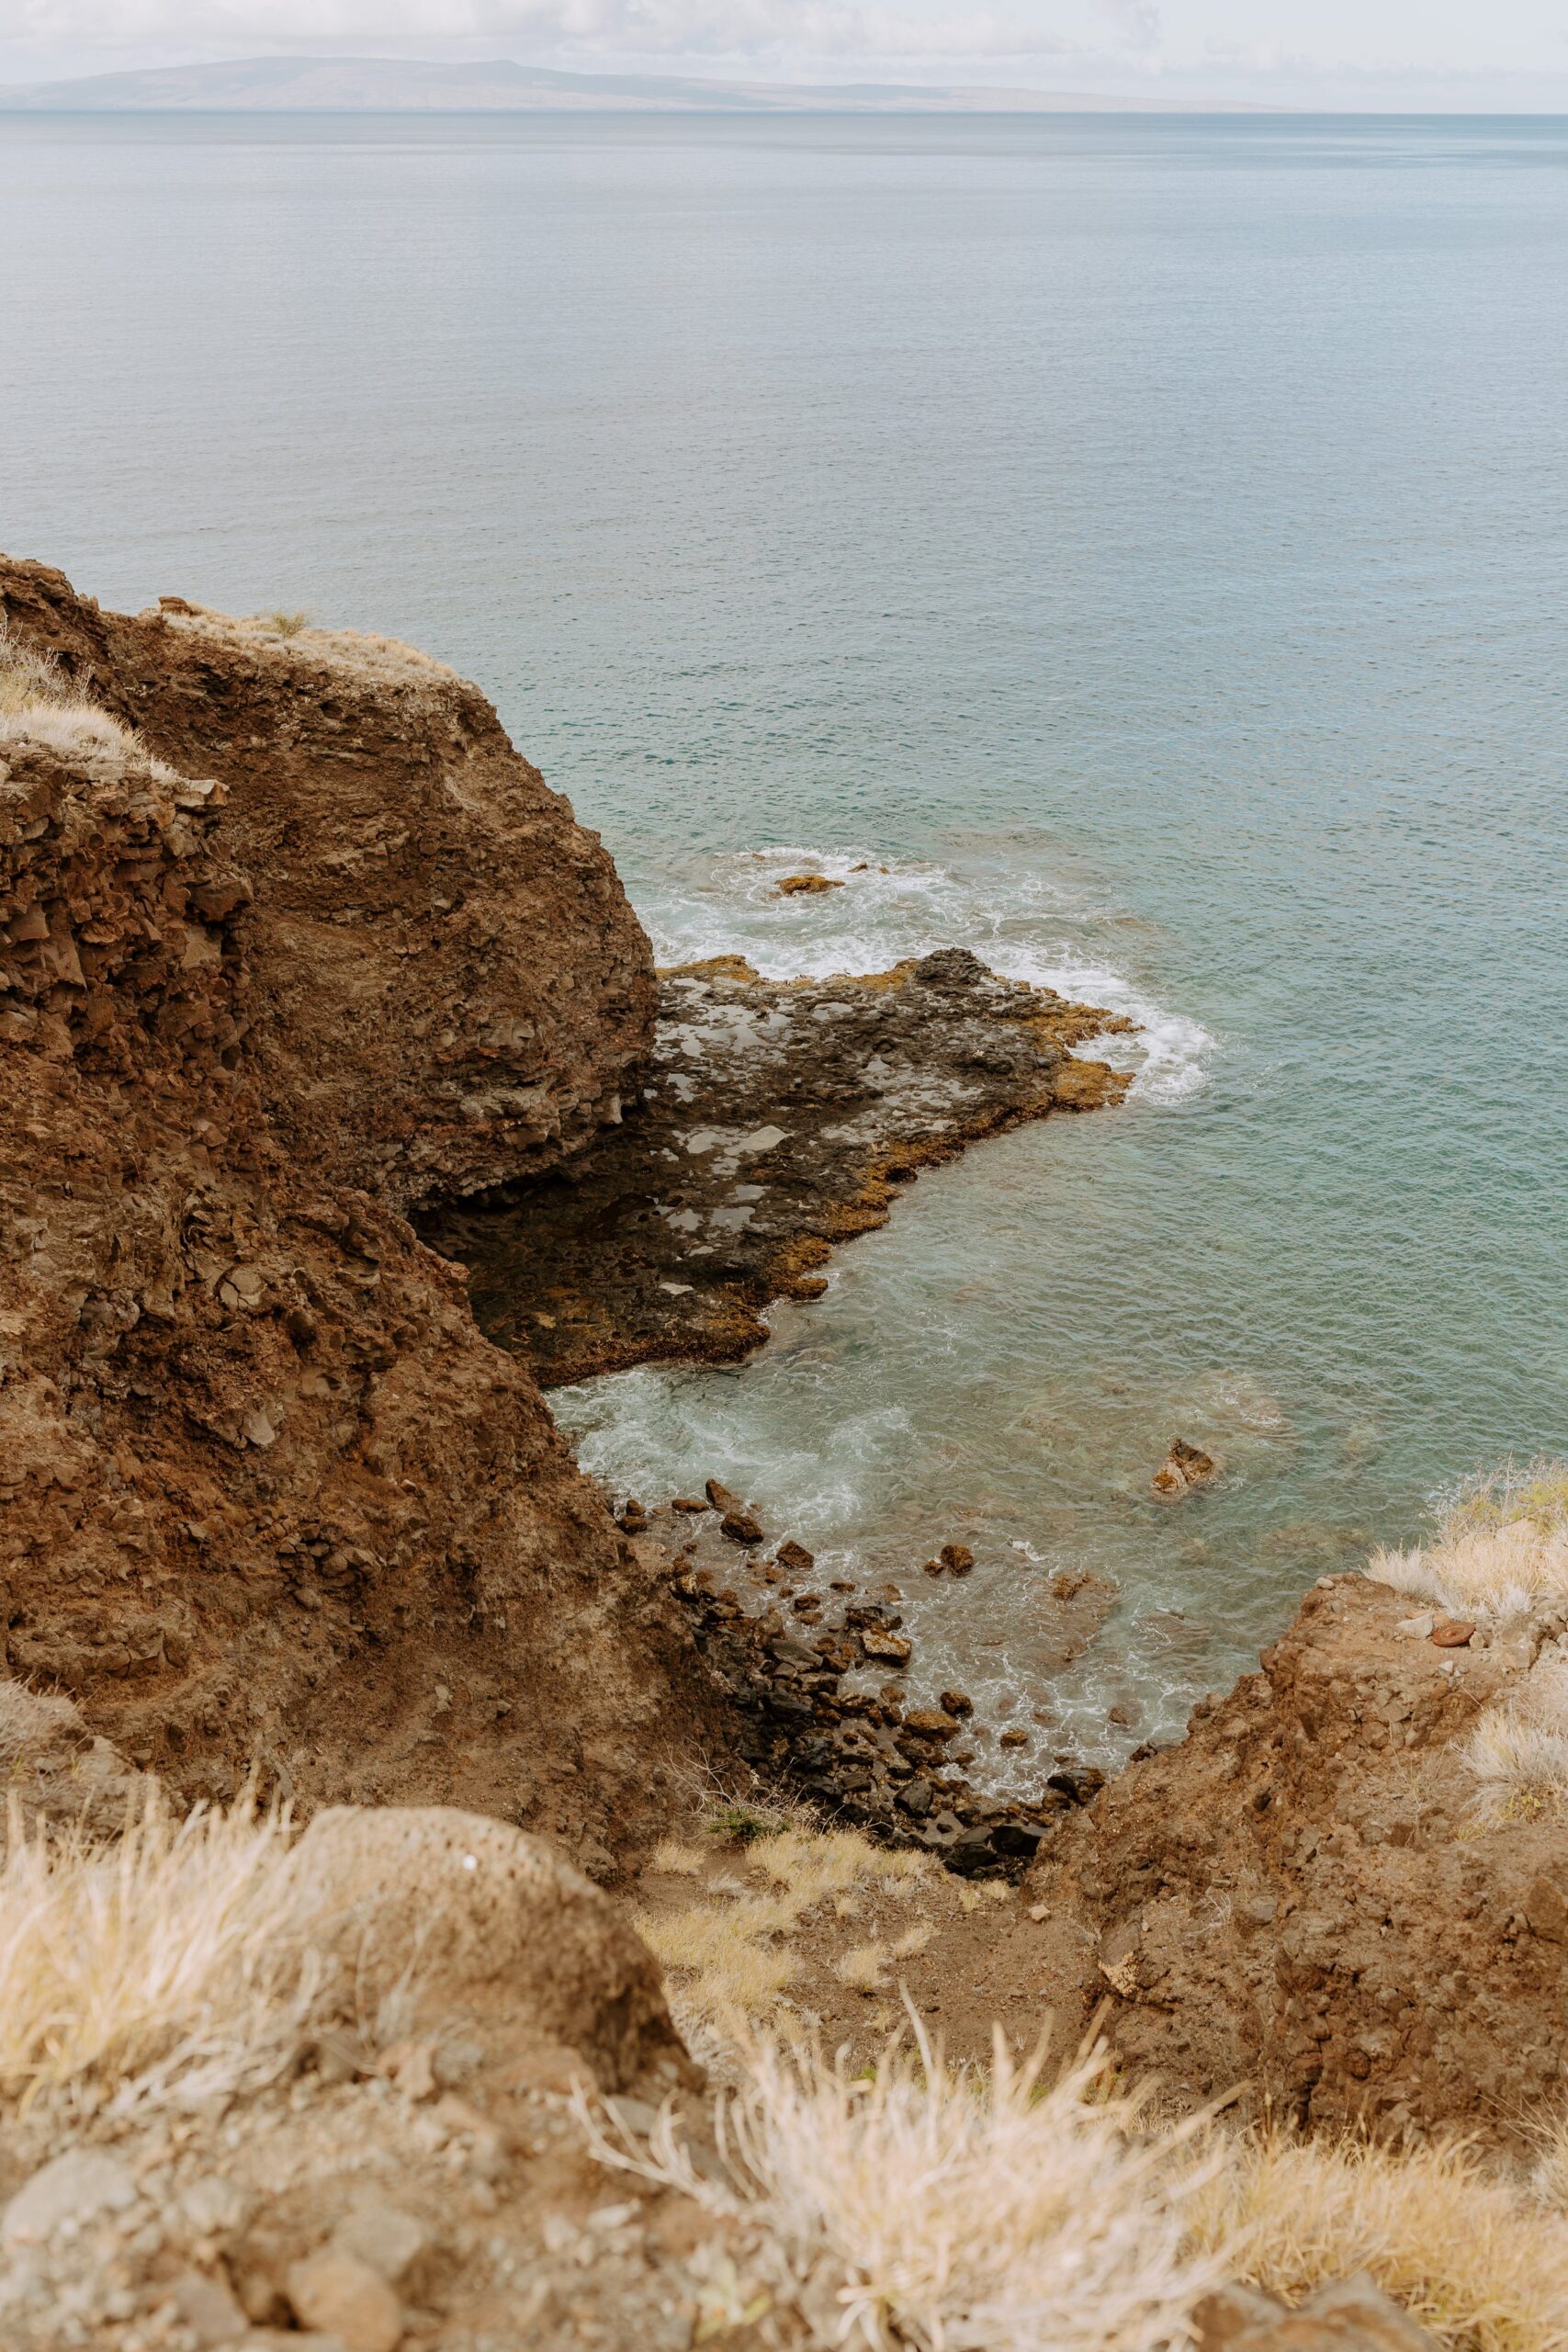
(637, 1826, 933, 2031)
(266, 609, 310, 637)
(578, 2018, 1227, 2352)
(705, 1800, 792, 1847)
(0, 619, 143, 767)
(1461, 1659, 1568, 1826)
(1189, 2126, 1568, 2352)
(1366, 1464, 1568, 1621)
(0, 1781, 321, 2115)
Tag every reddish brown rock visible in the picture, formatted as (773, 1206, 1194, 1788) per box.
(1152, 1438, 1218, 1499)
(1025, 1576, 1568, 2145)
(0, 556, 730, 1855)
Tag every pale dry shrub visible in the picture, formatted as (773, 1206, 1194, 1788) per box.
(0, 1782, 325, 2115)
(578, 2018, 1227, 2352)
(1461, 1658, 1568, 1825)
(0, 618, 144, 773)
(1190, 2128, 1568, 2352)
(636, 1826, 933, 2032)
(0, 1679, 83, 1769)
(1367, 1464, 1568, 1622)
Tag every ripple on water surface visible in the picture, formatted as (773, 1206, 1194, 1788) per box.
(557, 833, 1262, 1785)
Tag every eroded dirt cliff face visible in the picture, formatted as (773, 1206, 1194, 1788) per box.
(1, 561, 653, 1208)
(1024, 1576, 1568, 2145)
(0, 558, 727, 1864)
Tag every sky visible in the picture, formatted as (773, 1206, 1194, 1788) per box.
(2, 0, 1566, 108)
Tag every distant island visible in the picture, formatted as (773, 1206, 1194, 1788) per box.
(0, 54, 1278, 115)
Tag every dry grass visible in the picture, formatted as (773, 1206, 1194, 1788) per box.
(581, 2028, 1568, 2352)
(159, 602, 455, 684)
(1190, 2128, 1568, 2352)
(579, 2019, 1226, 2352)
(0, 1782, 327, 2116)
(0, 1679, 83, 1770)
(636, 1825, 933, 2033)
(1461, 1657, 1568, 1826)
(649, 1836, 705, 1876)
(1367, 1462, 1568, 1620)
(0, 618, 146, 773)
(1532, 2111, 1568, 2216)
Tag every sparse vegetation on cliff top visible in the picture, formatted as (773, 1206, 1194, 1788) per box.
(1367, 1457, 1568, 1618)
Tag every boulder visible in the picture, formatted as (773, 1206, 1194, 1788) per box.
(2, 2150, 136, 2245)
(1025, 1577, 1568, 2143)
(1153, 1438, 1218, 1498)
(282, 1806, 685, 2090)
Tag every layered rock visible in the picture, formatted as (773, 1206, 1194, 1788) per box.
(0, 557, 727, 1859)
(1025, 1574, 1568, 2144)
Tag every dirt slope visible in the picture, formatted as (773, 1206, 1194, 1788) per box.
(1024, 1574, 1568, 2144)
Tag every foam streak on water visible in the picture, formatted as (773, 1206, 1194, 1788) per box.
(645, 842, 1214, 1104)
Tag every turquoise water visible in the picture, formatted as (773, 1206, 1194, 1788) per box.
(4, 112, 1566, 1769)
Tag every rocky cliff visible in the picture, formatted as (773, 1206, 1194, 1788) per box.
(1024, 1573, 1568, 2145)
(0, 557, 727, 1863)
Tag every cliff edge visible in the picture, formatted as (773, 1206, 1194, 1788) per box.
(0, 557, 728, 1861)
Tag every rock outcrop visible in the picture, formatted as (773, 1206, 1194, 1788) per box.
(0, 557, 728, 1858)
(1024, 1575, 1568, 2145)
(426, 948, 1134, 1386)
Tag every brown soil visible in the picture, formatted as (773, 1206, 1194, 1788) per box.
(1023, 1574, 1568, 2146)
(423, 948, 1134, 1387)
(0, 557, 731, 1864)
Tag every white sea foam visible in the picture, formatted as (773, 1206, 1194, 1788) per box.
(552, 840, 1229, 1787)
(641, 842, 1214, 1107)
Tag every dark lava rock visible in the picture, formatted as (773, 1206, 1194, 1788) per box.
(660, 1517, 1086, 1878)
(423, 957, 1134, 1386)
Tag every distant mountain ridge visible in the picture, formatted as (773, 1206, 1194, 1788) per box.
(0, 54, 1273, 115)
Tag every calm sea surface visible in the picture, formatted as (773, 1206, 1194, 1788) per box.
(5, 111, 1566, 1769)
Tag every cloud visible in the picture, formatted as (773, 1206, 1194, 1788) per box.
(1096, 0, 1158, 49)
(1, 0, 1156, 64)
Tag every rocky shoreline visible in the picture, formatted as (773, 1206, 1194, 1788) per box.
(3, 559, 1566, 2351)
(619, 1488, 1107, 1876)
(423, 949, 1134, 1388)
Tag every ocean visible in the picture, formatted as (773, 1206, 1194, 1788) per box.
(5, 108, 1565, 1768)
